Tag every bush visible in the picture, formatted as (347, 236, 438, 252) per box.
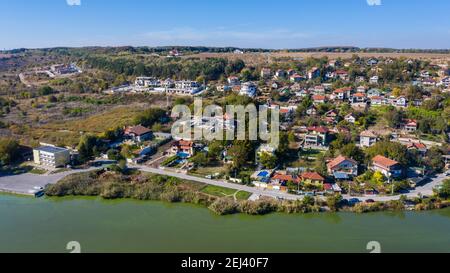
(209, 198, 237, 215)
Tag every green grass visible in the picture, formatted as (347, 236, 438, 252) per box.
(201, 185, 237, 197)
(235, 191, 252, 200)
(28, 168, 47, 175)
(200, 185, 251, 200)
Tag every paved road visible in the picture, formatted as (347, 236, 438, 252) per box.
(0, 168, 99, 196)
(1, 163, 447, 202)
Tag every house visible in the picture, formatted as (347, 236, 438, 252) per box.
(403, 119, 418, 132)
(290, 73, 305, 83)
(33, 146, 70, 168)
(327, 155, 358, 179)
(369, 76, 379, 84)
(256, 144, 277, 163)
(171, 140, 195, 158)
(299, 172, 325, 187)
(406, 142, 427, 155)
(312, 95, 326, 105)
(357, 86, 367, 93)
(333, 87, 352, 100)
(313, 85, 325, 94)
(287, 69, 297, 76)
(227, 76, 240, 86)
(371, 155, 403, 179)
(335, 70, 349, 81)
(275, 69, 287, 79)
(308, 67, 320, 79)
(304, 126, 329, 147)
(355, 76, 366, 83)
(166, 80, 203, 95)
(370, 96, 385, 106)
(367, 88, 381, 98)
(394, 96, 408, 107)
(239, 82, 257, 97)
(261, 68, 271, 78)
(306, 105, 317, 116)
(124, 125, 153, 142)
(344, 113, 356, 124)
(351, 92, 367, 103)
(440, 77, 450, 87)
(367, 58, 379, 66)
(360, 130, 378, 147)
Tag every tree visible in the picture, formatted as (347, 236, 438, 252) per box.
(366, 141, 409, 166)
(38, 86, 53, 96)
(340, 143, 364, 163)
(436, 179, 450, 199)
(207, 141, 224, 161)
(228, 140, 253, 169)
(191, 153, 208, 167)
(134, 108, 166, 127)
(326, 194, 343, 212)
(77, 135, 98, 163)
(371, 171, 385, 184)
(259, 152, 277, 169)
(276, 132, 290, 157)
(0, 138, 19, 166)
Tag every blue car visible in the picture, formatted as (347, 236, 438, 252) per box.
(348, 198, 361, 205)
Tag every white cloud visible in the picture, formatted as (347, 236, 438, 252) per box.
(66, 0, 81, 6)
(367, 0, 382, 6)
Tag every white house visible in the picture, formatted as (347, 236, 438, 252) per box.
(33, 146, 70, 168)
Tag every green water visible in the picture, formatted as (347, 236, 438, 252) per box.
(0, 194, 449, 253)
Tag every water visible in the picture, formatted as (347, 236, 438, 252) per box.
(0, 194, 449, 253)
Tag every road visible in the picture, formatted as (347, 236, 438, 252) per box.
(1, 163, 447, 201)
(135, 165, 448, 202)
(0, 167, 100, 196)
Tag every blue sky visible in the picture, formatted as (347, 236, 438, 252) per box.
(1, 0, 449, 49)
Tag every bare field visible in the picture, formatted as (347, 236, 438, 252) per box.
(185, 52, 450, 65)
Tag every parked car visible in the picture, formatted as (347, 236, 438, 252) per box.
(348, 198, 361, 205)
(365, 199, 375, 203)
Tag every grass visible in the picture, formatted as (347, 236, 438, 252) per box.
(28, 168, 47, 175)
(201, 185, 251, 200)
(30, 106, 144, 146)
(235, 191, 252, 200)
(201, 185, 237, 197)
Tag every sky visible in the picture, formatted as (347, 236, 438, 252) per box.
(0, 0, 449, 50)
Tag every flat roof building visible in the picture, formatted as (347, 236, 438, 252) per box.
(33, 146, 70, 168)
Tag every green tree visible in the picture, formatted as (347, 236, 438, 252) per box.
(134, 108, 166, 127)
(191, 153, 208, 167)
(259, 152, 278, 169)
(207, 141, 224, 161)
(0, 138, 19, 166)
(436, 179, 450, 199)
(77, 135, 98, 163)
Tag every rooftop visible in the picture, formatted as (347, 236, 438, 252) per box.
(35, 146, 69, 154)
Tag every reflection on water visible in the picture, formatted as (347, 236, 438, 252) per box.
(0, 194, 449, 253)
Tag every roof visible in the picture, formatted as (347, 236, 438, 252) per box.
(272, 173, 294, 181)
(360, 130, 377, 138)
(327, 155, 357, 170)
(407, 142, 427, 150)
(178, 140, 194, 147)
(125, 125, 151, 136)
(301, 172, 325, 181)
(312, 95, 326, 100)
(307, 126, 329, 133)
(323, 183, 333, 190)
(35, 146, 68, 154)
(334, 87, 352, 93)
(372, 155, 399, 168)
(353, 92, 366, 98)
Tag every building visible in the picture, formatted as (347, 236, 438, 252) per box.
(227, 76, 240, 86)
(369, 76, 379, 84)
(134, 77, 162, 92)
(344, 113, 356, 124)
(403, 119, 417, 132)
(171, 140, 195, 158)
(33, 146, 70, 168)
(261, 68, 271, 78)
(239, 82, 257, 97)
(308, 67, 320, 79)
(166, 80, 202, 96)
(290, 73, 305, 83)
(275, 69, 287, 79)
(360, 130, 378, 147)
(299, 172, 325, 187)
(333, 87, 352, 100)
(124, 125, 153, 142)
(327, 155, 358, 179)
(371, 155, 403, 179)
(312, 95, 326, 105)
(304, 126, 329, 147)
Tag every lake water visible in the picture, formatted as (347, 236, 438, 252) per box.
(0, 194, 449, 253)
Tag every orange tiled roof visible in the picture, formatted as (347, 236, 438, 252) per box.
(372, 155, 399, 168)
